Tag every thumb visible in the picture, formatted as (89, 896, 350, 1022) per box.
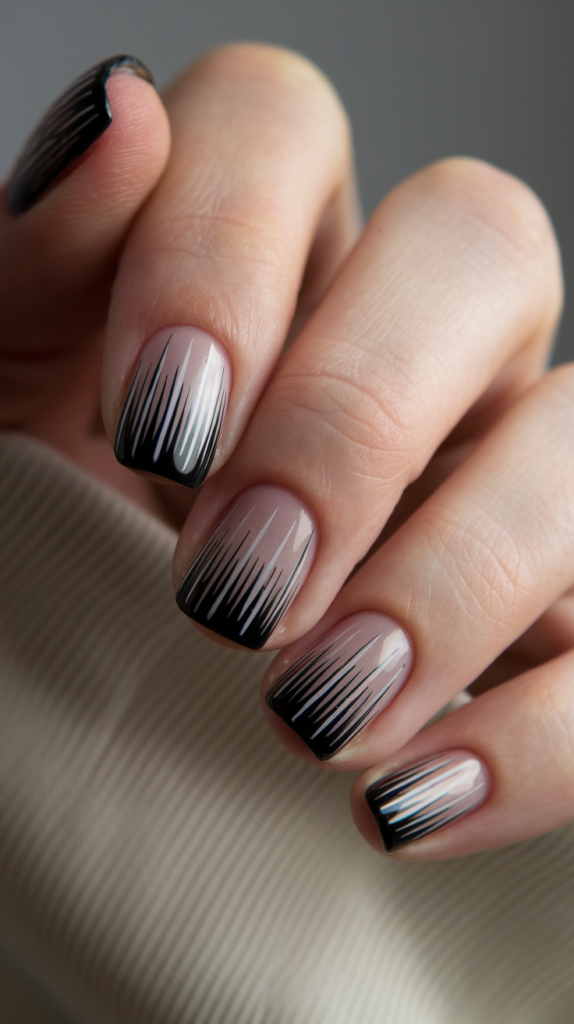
(0, 55, 170, 423)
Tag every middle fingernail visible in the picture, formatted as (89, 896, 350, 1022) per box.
(176, 484, 317, 649)
(265, 611, 413, 759)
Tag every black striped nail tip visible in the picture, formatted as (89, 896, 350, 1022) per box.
(266, 613, 412, 760)
(366, 752, 488, 853)
(8, 55, 153, 214)
(114, 329, 229, 488)
(176, 487, 316, 650)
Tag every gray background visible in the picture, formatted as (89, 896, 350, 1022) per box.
(1, 0, 573, 362)
(0, 4, 572, 1019)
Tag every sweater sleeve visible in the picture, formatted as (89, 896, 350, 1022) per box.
(0, 433, 573, 1024)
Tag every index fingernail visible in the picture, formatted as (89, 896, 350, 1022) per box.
(114, 326, 231, 488)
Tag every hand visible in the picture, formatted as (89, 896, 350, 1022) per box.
(4, 44, 571, 862)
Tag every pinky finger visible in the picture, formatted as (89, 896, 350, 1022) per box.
(352, 649, 574, 859)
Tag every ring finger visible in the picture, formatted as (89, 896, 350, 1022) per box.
(262, 364, 574, 766)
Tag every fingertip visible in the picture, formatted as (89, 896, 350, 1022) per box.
(261, 698, 324, 768)
(90, 67, 171, 213)
(6, 56, 170, 227)
(0, 58, 172, 404)
(350, 772, 385, 853)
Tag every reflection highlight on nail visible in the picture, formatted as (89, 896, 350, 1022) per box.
(366, 751, 489, 852)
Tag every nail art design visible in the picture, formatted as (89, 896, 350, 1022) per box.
(176, 484, 316, 649)
(8, 55, 153, 214)
(366, 751, 488, 852)
(114, 327, 230, 488)
(266, 612, 413, 759)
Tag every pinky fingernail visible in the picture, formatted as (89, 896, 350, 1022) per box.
(366, 751, 489, 852)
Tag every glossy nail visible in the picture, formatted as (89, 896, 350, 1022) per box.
(8, 55, 153, 214)
(266, 611, 413, 759)
(176, 484, 316, 649)
(114, 326, 230, 488)
(366, 751, 489, 852)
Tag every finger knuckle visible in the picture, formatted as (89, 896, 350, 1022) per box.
(195, 44, 350, 144)
(272, 357, 412, 487)
(425, 501, 537, 632)
(406, 158, 562, 309)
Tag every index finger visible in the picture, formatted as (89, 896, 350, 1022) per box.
(101, 44, 359, 488)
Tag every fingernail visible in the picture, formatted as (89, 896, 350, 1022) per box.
(266, 611, 413, 760)
(176, 484, 316, 649)
(114, 326, 231, 488)
(366, 751, 489, 853)
(8, 55, 153, 214)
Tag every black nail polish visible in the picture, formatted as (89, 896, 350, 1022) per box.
(8, 55, 153, 215)
(365, 752, 488, 852)
(265, 612, 412, 760)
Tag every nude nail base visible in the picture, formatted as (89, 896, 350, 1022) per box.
(176, 484, 316, 650)
(366, 751, 488, 852)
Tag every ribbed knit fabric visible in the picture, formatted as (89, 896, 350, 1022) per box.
(1, 433, 574, 1024)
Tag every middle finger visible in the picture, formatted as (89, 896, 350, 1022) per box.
(175, 158, 561, 649)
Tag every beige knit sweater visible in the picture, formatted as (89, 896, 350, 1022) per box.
(0, 433, 573, 1024)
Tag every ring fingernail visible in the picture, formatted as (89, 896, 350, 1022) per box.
(366, 751, 489, 852)
(266, 612, 413, 759)
(176, 484, 317, 649)
(114, 326, 231, 487)
(8, 55, 153, 214)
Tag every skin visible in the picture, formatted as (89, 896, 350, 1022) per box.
(3, 43, 573, 861)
